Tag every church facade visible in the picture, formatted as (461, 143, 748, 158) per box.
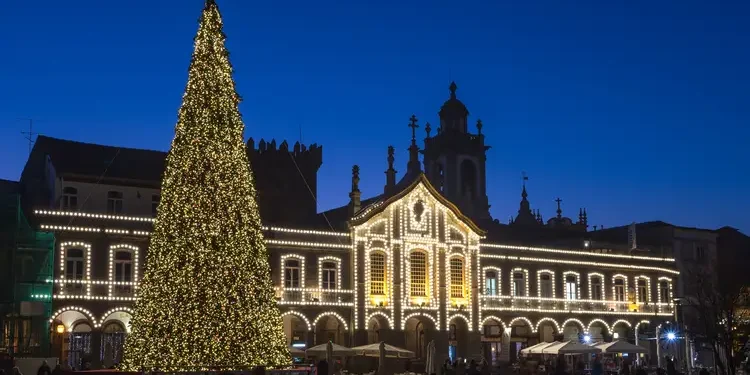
(18, 83, 679, 368)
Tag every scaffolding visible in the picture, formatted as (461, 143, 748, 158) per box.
(0, 192, 55, 358)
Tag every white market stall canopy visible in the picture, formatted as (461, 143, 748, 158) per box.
(521, 342, 559, 355)
(542, 341, 602, 355)
(306, 343, 354, 356)
(350, 343, 415, 358)
(595, 340, 649, 354)
(290, 346, 306, 356)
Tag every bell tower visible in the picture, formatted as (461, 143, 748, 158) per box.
(422, 82, 491, 222)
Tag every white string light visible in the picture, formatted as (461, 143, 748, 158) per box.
(480, 254, 680, 275)
(280, 311, 312, 331)
(108, 244, 140, 299)
(312, 311, 349, 331)
(508, 317, 535, 332)
(561, 318, 587, 333)
(49, 306, 99, 328)
(587, 318, 612, 333)
(59, 242, 92, 296)
(588, 272, 605, 301)
(480, 242, 675, 262)
(365, 312, 393, 329)
(535, 317, 561, 333)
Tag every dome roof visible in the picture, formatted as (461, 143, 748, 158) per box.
(439, 81, 469, 117)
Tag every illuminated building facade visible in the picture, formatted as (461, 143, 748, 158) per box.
(18, 83, 680, 368)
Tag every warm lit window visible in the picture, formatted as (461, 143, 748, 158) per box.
(512, 272, 525, 297)
(565, 275, 577, 300)
(540, 274, 552, 298)
(659, 281, 670, 303)
(151, 194, 160, 216)
(591, 277, 603, 300)
(410, 251, 428, 297)
(284, 259, 300, 288)
(62, 187, 78, 210)
(370, 252, 386, 295)
(450, 258, 464, 298)
(614, 278, 626, 301)
(638, 279, 648, 302)
(485, 271, 498, 296)
(322, 262, 336, 289)
(107, 191, 123, 214)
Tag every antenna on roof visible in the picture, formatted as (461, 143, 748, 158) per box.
(19, 118, 37, 155)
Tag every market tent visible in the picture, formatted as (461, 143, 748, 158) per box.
(521, 342, 558, 355)
(350, 343, 415, 358)
(290, 346, 306, 356)
(541, 341, 602, 354)
(306, 342, 354, 356)
(528, 341, 562, 354)
(595, 340, 649, 354)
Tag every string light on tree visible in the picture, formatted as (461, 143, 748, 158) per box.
(121, 0, 289, 370)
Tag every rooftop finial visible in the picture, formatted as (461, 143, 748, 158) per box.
(425, 122, 432, 138)
(476, 119, 483, 135)
(555, 197, 563, 218)
(449, 81, 457, 99)
(408, 114, 419, 143)
(349, 165, 361, 216)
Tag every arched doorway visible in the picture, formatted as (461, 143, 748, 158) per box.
(404, 315, 436, 360)
(448, 315, 470, 362)
(315, 315, 346, 346)
(508, 318, 533, 363)
(283, 314, 310, 348)
(100, 322, 125, 367)
(536, 318, 559, 343)
(481, 317, 507, 365)
(588, 319, 610, 343)
(612, 320, 632, 341)
(68, 322, 93, 370)
(367, 314, 390, 344)
(561, 319, 586, 342)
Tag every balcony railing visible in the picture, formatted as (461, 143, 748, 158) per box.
(480, 295, 672, 314)
(275, 287, 354, 306)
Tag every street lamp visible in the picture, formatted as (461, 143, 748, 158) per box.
(667, 332, 676, 341)
(56, 324, 66, 366)
(583, 335, 591, 343)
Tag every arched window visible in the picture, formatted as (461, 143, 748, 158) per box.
(321, 261, 336, 290)
(637, 279, 649, 302)
(590, 276, 603, 300)
(284, 259, 301, 288)
(460, 160, 477, 199)
(62, 187, 78, 210)
(107, 191, 123, 214)
(410, 251, 428, 297)
(370, 252, 386, 296)
(485, 270, 498, 296)
(614, 278, 626, 301)
(450, 258, 464, 298)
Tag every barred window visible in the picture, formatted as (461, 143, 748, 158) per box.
(410, 251, 428, 297)
(370, 252, 386, 296)
(450, 258, 464, 298)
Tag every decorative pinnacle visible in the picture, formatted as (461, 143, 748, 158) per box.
(387, 146, 395, 168)
(351, 165, 360, 192)
(555, 197, 563, 218)
(476, 119, 483, 135)
(449, 81, 457, 99)
(408, 114, 419, 142)
(425, 122, 432, 138)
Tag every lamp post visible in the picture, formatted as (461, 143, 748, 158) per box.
(56, 324, 65, 366)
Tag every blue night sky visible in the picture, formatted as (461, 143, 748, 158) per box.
(1, 0, 748, 233)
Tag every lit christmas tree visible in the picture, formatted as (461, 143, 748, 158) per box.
(121, 0, 290, 370)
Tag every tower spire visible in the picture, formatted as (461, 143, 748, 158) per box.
(406, 114, 421, 176)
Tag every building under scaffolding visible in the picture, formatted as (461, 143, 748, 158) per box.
(0, 179, 55, 358)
